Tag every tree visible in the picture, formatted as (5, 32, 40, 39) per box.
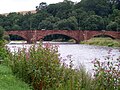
(47, 0, 74, 19)
(83, 15, 104, 30)
(0, 15, 6, 27)
(12, 24, 21, 30)
(107, 9, 120, 31)
(38, 16, 60, 30)
(38, 20, 53, 30)
(47, 4, 60, 17)
(0, 26, 5, 40)
(55, 16, 78, 30)
(30, 11, 51, 30)
(108, 0, 120, 10)
(36, 2, 47, 12)
(76, 0, 111, 16)
(106, 21, 118, 31)
(71, 9, 95, 30)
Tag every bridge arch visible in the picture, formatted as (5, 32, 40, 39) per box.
(6, 32, 28, 41)
(42, 34, 77, 42)
(6, 30, 119, 44)
(92, 33, 116, 39)
(37, 32, 79, 43)
(9, 34, 26, 40)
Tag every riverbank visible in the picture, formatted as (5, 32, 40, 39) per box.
(1, 40, 120, 90)
(0, 64, 32, 90)
(0, 40, 32, 90)
(80, 38, 120, 47)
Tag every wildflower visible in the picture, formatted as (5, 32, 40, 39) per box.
(108, 49, 112, 54)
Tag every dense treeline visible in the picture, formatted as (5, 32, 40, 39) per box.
(0, 0, 120, 31)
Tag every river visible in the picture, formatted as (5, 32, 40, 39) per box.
(6, 41, 120, 74)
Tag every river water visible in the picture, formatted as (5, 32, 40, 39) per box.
(6, 41, 120, 74)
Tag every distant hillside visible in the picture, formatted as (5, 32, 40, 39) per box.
(1, 10, 36, 16)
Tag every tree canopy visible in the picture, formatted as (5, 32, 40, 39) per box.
(0, 0, 120, 31)
(0, 26, 5, 40)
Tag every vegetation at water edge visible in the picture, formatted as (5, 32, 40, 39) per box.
(0, 65, 32, 90)
(6, 43, 120, 90)
(81, 37, 120, 47)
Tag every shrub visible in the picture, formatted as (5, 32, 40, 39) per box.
(8, 44, 62, 90)
(6, 42, 120, 90)
(0, 26, 5, 40)
(81, 37, 120, 47)
(92, 52, 120, 90)
(0, 40, 9, 65)
(8, 43, 93, 90)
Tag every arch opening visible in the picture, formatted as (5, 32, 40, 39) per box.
(7, 34, 27, 44)
(9, 34, 26, 41)
(93, 34, 115, 39)
(41, 34, 76, 43)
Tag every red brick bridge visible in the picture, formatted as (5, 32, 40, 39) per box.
(5, 30, 120, 43)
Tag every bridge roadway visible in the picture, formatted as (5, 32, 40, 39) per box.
(5, 30, 120, 43)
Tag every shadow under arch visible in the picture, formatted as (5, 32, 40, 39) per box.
(9, 34, 26, 41)
(40, 34, 77, 43)
(92, 34, 115, 39)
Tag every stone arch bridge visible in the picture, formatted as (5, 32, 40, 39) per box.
(5, 30, 120, 43)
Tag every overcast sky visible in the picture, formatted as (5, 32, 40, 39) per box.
(0, 0, 80, 14)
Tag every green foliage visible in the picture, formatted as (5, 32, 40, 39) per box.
(0, 0, 120, 33)
(0, 26, 5, 40)
(0, 40, 9, 65)
(81, 37, 120, 47)
(7, 44, 93, 90)
(106, 21, 118, 30)
(0, 65, 32, 90)
(83, 15, 104, 30)
(12, 24, 21, 30)
(4, 42, 120, 90)
(38, 20, 53, 30)
(3, 35, 10, 41)
(76, 0, 111, 16)
(8, 44, 61, 89)
(55, 16, 78, 30)
(92, 54, 120, 90)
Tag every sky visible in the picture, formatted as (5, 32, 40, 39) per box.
(0, 0, 80, 14)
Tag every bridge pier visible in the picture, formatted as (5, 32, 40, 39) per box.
(27, 39, 37, 44)
(75, 40, 81, 44)
(27, 40, 33, 44)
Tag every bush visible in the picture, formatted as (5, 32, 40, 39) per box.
(0, 40, 9, 65)
(81, 37, 120, 47)
(8, 43, 93, 90)
(8, 44, 62, 90)
(0, 65, 32, 90)
(92, 53, 120, 90)
(7, 43, 120, 90)
(0, 26, 5, 40)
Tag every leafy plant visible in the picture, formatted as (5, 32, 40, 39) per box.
(92, 51, 120, 90)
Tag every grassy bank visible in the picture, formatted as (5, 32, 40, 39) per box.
(1, 40, 120, 90)
(81, 37, 120, 47)
(0, 40, 32, 90)
(0, 64, 32, 90)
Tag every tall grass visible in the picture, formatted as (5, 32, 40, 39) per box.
(0, 65, 32, 90)
(0, 40, 32, 90)
(81, 37, 120, 47)
(7, 43, 93, 90)
(5, 43, 120, 90)
(92, 54, 120, 90)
